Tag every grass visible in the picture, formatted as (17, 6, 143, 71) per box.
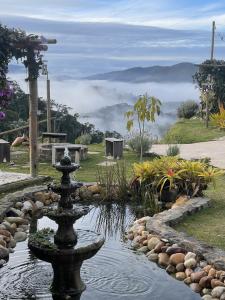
(0, 143, 148, 182)
(162, 118, 225, 144)
(175, 176, 225, 250)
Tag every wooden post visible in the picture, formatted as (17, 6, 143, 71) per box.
(29, 75, 38, 178)
(47, 75, 52, 133)
(211, 21, 215, 61)
(206, 95, 209, 128)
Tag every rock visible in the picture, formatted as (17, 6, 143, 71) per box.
(202, 296, 213, 300)
(191, 271, 207, 283)
(5, 217, 28, 225)
(35, 201, 44, 209)
(92, 194, 101, 201)
(50, 192, 60, 202)
(199, 276, 213, 289)
(135, 216, 151, 225)
(211, 286, 225, 298)
(203, 265, 213, 273)
(166, 264, 176, 274)
(220, 293, 225, 300)
(18, 225, 29, 232)
(136, 226, 145, 235)
(184, 258, 197, 269)
(166, 246, 186, 255)
(202, 288, 211, 295)
(148, 253, 158, 263)
(0, 259, 6, 267)
(200, 261, 208, 268)
(143, 240, 148, 246)
(190, 283, 202, 293)
(11, 223, 17, 230)
(127, 233, 134, 240)
(0, 229, 11, 238)
(161, 246, 169, 253)
(0, 240, 6, 248)
(7, 208, 23, 217)
(8, 238, 16, 248)
(1, 221, 15, 234)
(87, 185, 101, 194)
(154, 241, 165, 253)
(176, 272, 186, 281)
(14, 201, 23, 209)
(185, 252, 196, 261)
(184, 277, 192, 285)
(22, 200, 36, 213)
(79, 186, 93, 200)
(0, 245, 9, 259)
(176, 263, 185, 272)
(0, 224, 6, 230)
(172, 195, 189, 208)
(14, 232, 27, 242)
(34, 192, 45, 203)
(208, 268, 216, 277)
(211, 279, 224, 288)
(185, 268, 193, 277)
(137, 246, 148, 253)
(147, 237, 161, 250)
(169, 253, 185, 266)
(158, 253, 170, 267)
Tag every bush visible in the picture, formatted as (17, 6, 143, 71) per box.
(166, 144, 180, 156)
(177, 100, 199, 119)
(128, 134, 153, 154)
(75, 133, 92, 145)
(90, 130, 104, 143)
(210, 105, 225, 129)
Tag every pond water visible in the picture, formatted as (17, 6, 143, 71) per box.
(0, 203, 201, 300)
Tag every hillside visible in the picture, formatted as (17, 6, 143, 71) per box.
(85, 62, 198, 83)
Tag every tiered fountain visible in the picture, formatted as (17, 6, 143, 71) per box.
(28, 149, 104, 300)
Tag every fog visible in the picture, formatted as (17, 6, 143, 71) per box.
(11, 72, 199, 136)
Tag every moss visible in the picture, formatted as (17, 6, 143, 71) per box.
(29, 227, 57, 250)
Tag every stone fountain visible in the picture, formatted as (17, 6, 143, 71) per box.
(28, 149, 104, 299)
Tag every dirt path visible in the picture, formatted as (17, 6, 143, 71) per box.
(151, 138, 225, 168)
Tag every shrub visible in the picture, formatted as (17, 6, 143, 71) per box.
(75, 133, 92, 145)
(128, 134, 153, 155)
(166, 144, 180, 156)
(90, 130, 104, 143)
(210, 105, 225, 129)
(177, 100, 199, 119)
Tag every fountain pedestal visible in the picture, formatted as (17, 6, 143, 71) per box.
(28, 149, 104, 299)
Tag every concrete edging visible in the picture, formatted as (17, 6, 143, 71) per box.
(146, 197, 225, 270)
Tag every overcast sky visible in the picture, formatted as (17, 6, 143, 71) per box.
(1, 0, 225, 77)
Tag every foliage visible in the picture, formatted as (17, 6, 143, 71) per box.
(75, 133, 92, 145)
(194, 59, 225, 112)
(166, 144, 180, 156)
(128, 134, 153, 155)
(210, 105, 225, 129)
(162, 118, 225, 144)
(133, 157, 224, 198)
(177, 100, 199, 119)
(125, 94, 161, 161)
(105, 130, 122, 139)
(90, 130, 104, 143)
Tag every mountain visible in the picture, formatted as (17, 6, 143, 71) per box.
(85, 62, 198, 83)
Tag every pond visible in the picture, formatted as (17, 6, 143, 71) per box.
(0, 203, 201, 300)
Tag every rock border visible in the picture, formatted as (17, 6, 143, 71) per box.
(145, 197, 225, 270)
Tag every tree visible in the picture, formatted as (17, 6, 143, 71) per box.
(194, 59, 225, 113)
(125, 94, 161, 161)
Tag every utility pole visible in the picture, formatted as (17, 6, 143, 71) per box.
(42, 62, 52, 133)
(211, 21, 216, 60)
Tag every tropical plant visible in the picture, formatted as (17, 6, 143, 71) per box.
(210, 105, 225, 129)
(166, 144, 180, 156)
(125, 94, 161, 161)
(177, 100, 199, 119)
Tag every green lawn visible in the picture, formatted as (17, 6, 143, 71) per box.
(175, 176, 225, 250)
(162, 118, 225, 144)
(0, 143, 145, 182)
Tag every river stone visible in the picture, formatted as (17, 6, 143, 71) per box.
(35, 200, 44, 209)
(190, 271, 206, 283)
(7, 208, 23, 217)
(220, 293, 225, 300)
(137, 246, 148, 253)
(0, 229, 11, 238)
(8, 238, 16, 248)
(185, 268, 193, 277)
(200, 260, 208, 268)
(190, 283, 202, 293)
(211, 279, 224, 288)
(127, 233, 134, 240)
(0, 240, 6, 248)
(208, 268, 216, 277)
(176, 263, 185, 272)
(166, 246, 186, 255)
(184, 277, 192, 285)
(0, 259, 6, 267)
(176, 272, 186, 281)
(79, 186, 93, 200)
(202, 296, 213, 300)
(166, 264, 176, 274)
(185, 252, 196, 261)
(22, 200, 36, 212)
(169, 253, 185, 266)
(184, 258, 197, 269)
(14, 201, 23, 209)
(19, 224, 29, 231)
(199, 276, 213, 289)
(148, 253, 158, 263)
(154, 241, 165, 253)
(14, 232, 27, 242)
(0, 246, 9, 259)
(5, 217, 28, 225)
(211, 286, 225, 298)
(147, 237, 161, 250)
(158, 253, 170, 267)
(1, 221, 14, 234)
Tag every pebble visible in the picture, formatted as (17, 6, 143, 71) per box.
(211, 286, 225, 298)
(0, 259, 6, 267)
(158, 253, 170, 267)
(176, 272, 186, 281)
(137, 246, 148, 253)
(202, 296, 213, 300)
(185, 252, 196, 261)
(184, 258, 197, 269)
(169, 253, 185, 266)
(184, 277, 192, 285)
(190, 271, 207, 283)
(211, 279, 224, 288)
(176, 263, 185, 272)
(14, 232, 27, 242)
(166, 264, 176, 274)
(8, 238, 16, 248)
(166, 246, 186, 255)
(154, 241, 165, 253)
(199, 276, 213, 289)
(35, 201, 44, 209)
(0, 245, 9, 259)
(190, 283, 202, 293)
(147, 237, 161, 250)
(148, 253, 158, 263)
(5, 217, 28, 225)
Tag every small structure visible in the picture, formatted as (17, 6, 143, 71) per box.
(52, 144, 88, 165)
(41, 132, 67, 143)
(0, 139, 10, 162)
(105, 138, 123, 159)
